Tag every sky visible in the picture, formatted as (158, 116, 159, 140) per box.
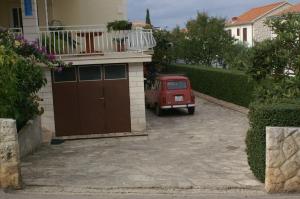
(128, 0, 300, 29)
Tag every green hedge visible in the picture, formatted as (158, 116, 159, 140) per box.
(246, 101, 300, 182)
(167, 64, 256, 107)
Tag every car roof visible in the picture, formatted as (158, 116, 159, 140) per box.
(157, 75, 188, 81)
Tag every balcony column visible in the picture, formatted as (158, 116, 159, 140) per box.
(21, 0, 39, 42)
(44, 0, 49, 30)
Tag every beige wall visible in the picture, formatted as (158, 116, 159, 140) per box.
(0, 0, 21, 28)
(36, 0, 53, 27)
(50, 0, 127, 26)
(1, 0, 127, 28)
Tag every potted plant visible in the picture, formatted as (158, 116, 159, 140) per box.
(107, 20, 132, 32)
(107, 20, 132, 52)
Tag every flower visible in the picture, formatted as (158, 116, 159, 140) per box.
(14, 40, 21, 47)
(47, 53, 56, 61)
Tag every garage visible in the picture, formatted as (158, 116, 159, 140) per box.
(51, 64, 131, 137)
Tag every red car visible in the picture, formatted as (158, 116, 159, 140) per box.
(145, 75, 196, 116)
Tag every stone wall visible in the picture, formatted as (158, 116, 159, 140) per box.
(253, 3, 291, 42)
(38, 68, 55, 142)
(128, 63, 146, 132)
(18, 116, 42, 159)
(265, 127, 300, 193)
(0, 119, 22, 189)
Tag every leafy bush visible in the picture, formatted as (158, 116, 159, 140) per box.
(0, 31, 65, 130)
(0, 45, 46, 130)
(107, 20, 132, 31)
(224, 43, 252, 71)
(183, 12, 234, 66)
(253, 77, 300, 104)
(246, 101, 300, 182)
(168, 64, 256, 107)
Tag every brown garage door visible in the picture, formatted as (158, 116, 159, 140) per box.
(52, 64, 131, 137)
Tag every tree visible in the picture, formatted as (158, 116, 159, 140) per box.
(145, 9, 152, 26)
(223, 43, 252, 71)
(170, 26, 185, 62)
(183, 12, 234, 66)
(249, 13, 300, 81)
(152, 29, 174, 66)
(248, 13, 300, 103)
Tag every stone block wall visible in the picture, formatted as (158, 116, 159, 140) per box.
(253, 3, 291, 43)
(39, 68, 55, 142)
(0, 119, 22, 189)
(128, 62, 146, 132)
(266, 127, 300, 193)
(18, 116, 42, 159)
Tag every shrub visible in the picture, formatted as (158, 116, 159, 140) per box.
(0, 31, 65, 130)
(167, 64, 256, 107)
(246, 101, 300, 182)
(0, 45, 46, 130)
(107, 20, 132, 31)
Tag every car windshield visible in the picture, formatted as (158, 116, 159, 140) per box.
(167, 80, 187, 90)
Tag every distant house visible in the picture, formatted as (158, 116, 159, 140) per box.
(225, 1, 292, 47)
(279, 3, 300, 14)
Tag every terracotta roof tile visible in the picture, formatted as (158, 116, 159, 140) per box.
(227, 1, 288, 26)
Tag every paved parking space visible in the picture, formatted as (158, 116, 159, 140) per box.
(20, 97, 262, 193)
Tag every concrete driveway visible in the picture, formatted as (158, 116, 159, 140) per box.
(20, 97, 262, 194)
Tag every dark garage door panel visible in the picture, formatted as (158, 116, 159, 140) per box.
(52, 83, 81, 136)
(78, 81, 105, 134)
(104, 79, 131, 133)
(52, 65, 131, 136)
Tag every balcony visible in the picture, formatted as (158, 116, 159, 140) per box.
(37, 25, 156, 58)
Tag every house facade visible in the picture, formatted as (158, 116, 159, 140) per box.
(225, 1, 292, 47)
(0, 0, 156, 140)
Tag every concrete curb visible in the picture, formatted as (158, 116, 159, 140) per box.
(194, 91, 249, 115)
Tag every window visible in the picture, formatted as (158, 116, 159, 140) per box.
(227, 29, 232, 37)
(243, 28, 247, 42)
(105, 65, 127, 80)
(237, 28, 240, 36)
(79, 66, 101, 81)
(167, 80, 187, 90)
(24, 0, 33, 16)
(12, 8, 23, 28)
(54, 67, 76, 83)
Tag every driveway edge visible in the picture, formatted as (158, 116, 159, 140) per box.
(194, 91, 249, 115)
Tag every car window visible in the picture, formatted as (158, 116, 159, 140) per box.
(167, 80, 187, 90)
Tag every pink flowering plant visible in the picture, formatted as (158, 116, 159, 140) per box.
(0, 30, 70, 130)
(3, 31, 71, 70)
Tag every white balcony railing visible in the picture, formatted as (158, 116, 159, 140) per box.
(8, 27, 23, 37)
(37, 26, 156, 57)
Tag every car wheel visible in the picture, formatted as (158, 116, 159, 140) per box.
(155, 104, 162, 116)
(188, 107, 195, 115)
